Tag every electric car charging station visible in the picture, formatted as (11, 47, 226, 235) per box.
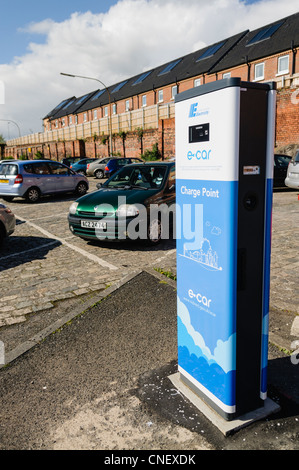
(174, 78, 278, 425)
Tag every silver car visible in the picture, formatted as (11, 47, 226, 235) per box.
(0, 160, 89, 203)
(285, 150, 299, 189)
(0, 203, 16, 247)
(86, 157, 111, 179)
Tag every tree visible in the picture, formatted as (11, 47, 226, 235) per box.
(0, 134, 6, 144)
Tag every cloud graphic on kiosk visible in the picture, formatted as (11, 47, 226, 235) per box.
(177, 296, 236, 374)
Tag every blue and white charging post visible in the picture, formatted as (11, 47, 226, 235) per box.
(175, 78, 276, 420)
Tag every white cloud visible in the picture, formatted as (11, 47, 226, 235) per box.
(177, 296, 236, 373)
(0, 0, 298, 137)
(18, 18, 56, 35)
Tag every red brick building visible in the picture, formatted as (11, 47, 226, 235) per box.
(5, 11, 299, 159)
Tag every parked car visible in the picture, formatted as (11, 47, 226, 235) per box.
(0, 160, 88, 203)
(86, 157, 112, 179)
(70, 158, 98, 175)
(68, 161, 175, 244)
(285, 150, 299, 189)
(274, 154, 292, 187)
(0, 159, 16, 164)
(104, 157, 144, 177)
(0, 203, 16, 247)
(61, 156, 82, 167)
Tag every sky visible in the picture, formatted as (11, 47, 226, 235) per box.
(0, 0, 298, 139)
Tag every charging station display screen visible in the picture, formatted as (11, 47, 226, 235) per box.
(189, 123, 210, 143)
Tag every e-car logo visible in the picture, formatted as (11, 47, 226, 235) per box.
(187, 149, 211, 160)
(189, 103, 209, 118)
(188, 289, 211, 307)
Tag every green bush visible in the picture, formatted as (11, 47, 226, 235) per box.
(141, 143, 161, 161)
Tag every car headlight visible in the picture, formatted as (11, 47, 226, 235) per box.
(69, 202, 79, 215)
(116, 204, 139, 217)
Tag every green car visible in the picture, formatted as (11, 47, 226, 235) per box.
(68, 161, 175, 244)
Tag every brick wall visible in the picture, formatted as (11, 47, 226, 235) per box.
(4, 88, 298, 159)
(276, 86, 299, 148)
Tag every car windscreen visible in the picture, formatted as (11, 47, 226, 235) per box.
(275, 155, 291, 167)
(0, 164, 18, 175)
(294, 151, 299, 163)
(105, 165, 167, 189)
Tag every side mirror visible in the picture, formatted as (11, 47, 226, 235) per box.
(96, 182, 102, 189)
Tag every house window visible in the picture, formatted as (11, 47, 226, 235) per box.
(75, 115, 78, 125)
(69, 116, 73, 125)
(62, 118, 65, 127)
(93, 110, 97, 120)
(112, 103, 117, 115)
(104, 107, 108, 117)
(172, 85, 178, 100)
(142, 95, 147, 107)
(83, 113, 87, 122)
(222, 72, 231, 79)
(55, 120, 58, 128)
(125, 100, 130, 111)
(194, 78, 201, 87)
(254, 62, 264, 81)
(158, 89, 163, 102)
(277, 55, 289, 75)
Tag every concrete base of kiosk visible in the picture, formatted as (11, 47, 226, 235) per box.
(169, 372, 280, 436)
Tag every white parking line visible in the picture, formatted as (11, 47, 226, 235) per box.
(14, 215, 119, 271)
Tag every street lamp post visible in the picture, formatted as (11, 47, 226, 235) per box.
(60, 73, 113, 157)
(0, 119, 21, 138)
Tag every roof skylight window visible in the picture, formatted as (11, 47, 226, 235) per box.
(247, 21, 283, 46)
(132, 71, 152, 85)
(76, 94, 89, 105)
(91, 90, 105, 101)
(62, 100, 75, 110)
(196, 42, 225, 61)
(54, 99, 70, 111)
(111, 80, 128, 93)
(158, 59, 181, 76)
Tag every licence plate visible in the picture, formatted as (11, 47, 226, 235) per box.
(0, 179, 9, 183)
(81, 220, 107, 229)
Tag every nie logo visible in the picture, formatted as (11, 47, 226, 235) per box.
(189, 102, 209, 118)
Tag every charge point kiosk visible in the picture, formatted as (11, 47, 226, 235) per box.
(175, 78, 276, 422)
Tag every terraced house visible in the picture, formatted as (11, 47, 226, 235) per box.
(5, 11, 299, 160)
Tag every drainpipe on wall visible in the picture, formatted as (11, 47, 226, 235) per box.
(245, 55, 251, 81)
(291, 40, 297, 77)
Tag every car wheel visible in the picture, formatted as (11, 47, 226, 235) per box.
(2, 196, 14, 202)
(76, 182, 88, 196)
(94, 169, 104, 179)
(147, 217, 162, 245)
(26, 187, 40, 203)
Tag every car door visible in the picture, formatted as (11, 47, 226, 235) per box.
(31, 162, 54, 194)
(47, 161, 75, 192)
(274, 155, 291, 187)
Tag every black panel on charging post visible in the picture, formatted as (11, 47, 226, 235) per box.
(235, 84, 269, 416)
(189, 123, 210, 143)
